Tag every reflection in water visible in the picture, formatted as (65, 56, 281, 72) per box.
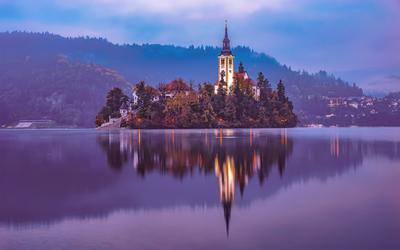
(95, 128, 400, 236)
(97, 129, 294, 233)
(2, 128, 400, 249)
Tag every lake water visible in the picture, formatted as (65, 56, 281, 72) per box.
(0, 128, 400, 250)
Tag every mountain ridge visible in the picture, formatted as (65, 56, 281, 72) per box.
(0, 31, 363, 126)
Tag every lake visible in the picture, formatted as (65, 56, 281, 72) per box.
(0, 128, 400, 250)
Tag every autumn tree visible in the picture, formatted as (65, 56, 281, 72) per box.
(199, 83, 217, 127)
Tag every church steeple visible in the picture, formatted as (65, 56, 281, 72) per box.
(216, 20, 235, 93)
(221, 20, 232, 56)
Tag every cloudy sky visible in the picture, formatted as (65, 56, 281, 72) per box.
(0, 0, 399, 93)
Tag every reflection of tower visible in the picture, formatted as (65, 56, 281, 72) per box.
(215, 156, 235, 236)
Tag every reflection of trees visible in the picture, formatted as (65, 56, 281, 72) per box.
(97, 133, 131, 171)
(97, 130, 294, 190)
(97, 129, 294, 234)
(96, 129, 400, 234)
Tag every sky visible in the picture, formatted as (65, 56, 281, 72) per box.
(0, 0, 399, 94)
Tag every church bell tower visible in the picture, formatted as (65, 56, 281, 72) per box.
(218, 21, 234, 91)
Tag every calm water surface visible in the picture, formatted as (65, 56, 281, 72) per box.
(0, 128, 400, 250)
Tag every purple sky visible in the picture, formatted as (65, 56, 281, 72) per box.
(0, 0, 399, 93)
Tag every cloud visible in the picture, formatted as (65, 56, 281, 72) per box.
(54, 0, 292, 18)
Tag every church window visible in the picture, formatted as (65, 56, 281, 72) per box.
(229, 59, 232, 65)
(221, 59, 225, 65)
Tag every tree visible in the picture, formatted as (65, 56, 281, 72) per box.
(106, 87, 128, 117)
(257, 72, 272, 104)
(238, 62, 245, 73)
(135, 81, 153, 120)
(201, 82, 215, 97)
(199, 84, 217, 127)
(164, 92, 199, 128)
(97, 76, 298, 128)
(277, 80, 286, 103)
(224, 96, 237, 124)
(95, 87, 127, 126)
(213, 73, 227, 118)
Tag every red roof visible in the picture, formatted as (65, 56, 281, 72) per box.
(164, 79, 191, 92)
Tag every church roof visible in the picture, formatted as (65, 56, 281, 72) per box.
(164, 79, 191, 92)
(220, 21, 232, 56)
(145, 85, 160, 96)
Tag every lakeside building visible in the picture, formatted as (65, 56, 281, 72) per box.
(13, 120, 56, 129)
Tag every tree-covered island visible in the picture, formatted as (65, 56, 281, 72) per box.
(96, 23, 297, 129)
(95, 72, 297, 129)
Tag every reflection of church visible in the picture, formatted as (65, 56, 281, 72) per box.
(98, 129, 293, 235)
(215, 22, 260, 98)
(215, 156, 236, 235)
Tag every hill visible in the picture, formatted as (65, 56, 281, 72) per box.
(0, 31, 363, 126)
(0, 54, 130, 127)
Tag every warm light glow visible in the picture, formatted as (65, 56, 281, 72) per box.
(249, 128, 253, 146)
(137, 128, 141, 146)
(280, 128, 288, 146)
(330, 135, 340, 158)
(218, 156, 236, 203)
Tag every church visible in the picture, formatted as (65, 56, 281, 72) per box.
(215, 22, 260, 98)
(127, 21, 261, 115)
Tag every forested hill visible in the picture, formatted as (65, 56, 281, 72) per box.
(0, 54, 130, 127)
(0, 31, 363, 126)
(0, 32, 363, 96)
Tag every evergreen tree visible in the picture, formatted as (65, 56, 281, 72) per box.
(213, 72, 227, 118)
(95, 87, 128, 126)
(106, 87, 127, 117)
(257, 72, 272, 104)
(224, 96, 237, 124)
(256, 72, 265, 89)
(277, 80, 286, 103)
(232, 77, 251, 121)
(238, 62, 245, 73)
(135, 81, 152, 119)
(256, 72, 273, 126)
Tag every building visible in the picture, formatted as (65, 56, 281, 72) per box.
(215, 22, 260, 98)
(119, 102, 130, 118)
(217, 21, 235, 91)
(131, 85, 161, 105)
(130, 21, 260, 104)
(14, 120, 56, 129)
(161, 79, 191, 98)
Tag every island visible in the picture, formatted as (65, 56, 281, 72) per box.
(95, 23, 297, 129)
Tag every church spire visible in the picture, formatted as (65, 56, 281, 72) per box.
(224, 20, 229, 39)
(221, 20, 232, 55)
